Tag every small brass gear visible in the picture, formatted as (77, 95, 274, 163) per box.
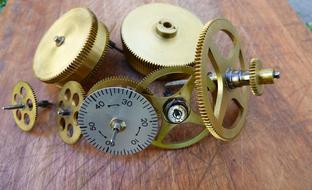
(249, 58, 263, 96)
(138, 66, 216, 149)
(194, 18, 249, 141)
(121, 3, 203, 75)
(57, 81, 85, 144)
(33, 7, 110, 85)
(87, 76, 151, 95)
(249, 58, 264, 96)
(11, 81, 38, 131)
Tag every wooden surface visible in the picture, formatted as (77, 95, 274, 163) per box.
(0, 0, 311, 189)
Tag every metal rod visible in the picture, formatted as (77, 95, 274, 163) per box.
(2, 104, 25, 110)
(108, 40, 123, 53)
(110, 129, 118, 146)
(57, 109, 71, 116)
(37, 100, 53, 108)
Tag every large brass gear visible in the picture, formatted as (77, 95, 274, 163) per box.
(57, 81, 85, 144)
(138, 66, 216, 149)
(121, 3, 203, 75)
(194, 18, 249, 141)
(33, 7, 109, 85)
(11, 81, 38, 131)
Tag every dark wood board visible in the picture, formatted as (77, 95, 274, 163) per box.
(0, 0, 311, 189)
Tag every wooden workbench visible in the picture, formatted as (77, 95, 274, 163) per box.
(0, 0, 311, 189)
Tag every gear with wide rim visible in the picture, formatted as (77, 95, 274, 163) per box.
(194, 18, 249, 141)
(57, 81, 86, 144)
(11, 81, 38, 131)
(121, 3, 203, 75)
(33, 7, 110, 85)
(87, 76, 152, 96)
(138, 66, 216, 149)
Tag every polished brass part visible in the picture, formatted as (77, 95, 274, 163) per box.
(194, 18, 249, 141)
(57, 81, 85, 144)
(249, 58, 279, 96)
(87, 76, 151, 95)
(121, 3, 203, 75)
(138, 66, 216, 149)
(33, 7, 110, 85)
(10, 81, 38, 131)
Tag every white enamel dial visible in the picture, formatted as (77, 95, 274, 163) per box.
(78, 87, 159, 155)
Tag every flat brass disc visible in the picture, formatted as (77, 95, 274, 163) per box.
(11, 81, 38, 131)
(194, 18, 249, 141)
(33, 7, 109, 84)
(57, 81, 85, 144)
(121, 3, 203, 75)
(138, 66, 216, 149)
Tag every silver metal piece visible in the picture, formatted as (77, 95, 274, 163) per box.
(225, 69, 250, 89)
(57, 109, 71, 116)
(2, 100, 52, 110)
(109, 118, 126, 145)
(78, 87, 159, 155)
(167, 104, 188, 123)
(164, 98, 189, 124)
(2, 104, 25, 110)
(273, 71, 280, 79)
(54, 36, 65, 47)
(164, 72, 217, 88)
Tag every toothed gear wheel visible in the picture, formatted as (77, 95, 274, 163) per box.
(11, 81, 38, 131)
(121, 3, 203, 75)
(57, 81, 86, 144)
(249, 58, 264, 96)
(87, 76, 152, 95)
(194, 18, 249, 141)
(33, 7, 110, 85)
(138, 66, 216, 149)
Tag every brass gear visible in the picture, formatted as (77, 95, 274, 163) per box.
(87, 76, 151, 95)
(138, 66, 216, 149)
(11, 81, 38, 131)
(57, 81, 86, 144)
(121, 3, 203, 75)
(194, 18, 249, 141)
(249, 58, 264, 96)
(33, 7, 109, 85)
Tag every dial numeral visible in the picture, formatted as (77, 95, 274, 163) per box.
(95, 100, 105, 109)
(121, 99, 133, 107)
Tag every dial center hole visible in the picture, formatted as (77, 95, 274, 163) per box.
(173, 109, 183, 119)
(163, 22, 172, 28)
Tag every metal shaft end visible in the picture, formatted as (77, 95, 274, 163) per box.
(2, 104, 25, 110)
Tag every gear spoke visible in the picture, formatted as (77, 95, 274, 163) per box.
(185, 110, 203, 126)
(154, 121, 176, 143)
(176, 76, 194, 102)
(57, 81, 85, 144)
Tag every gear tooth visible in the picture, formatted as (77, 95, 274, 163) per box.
(12, 81, 38, 131)
(249, 59, 262, 96)
(28, 83, 38, 125)
(46, 14, 98, 83)
(34, 8, 109, 85)
(87, 76, 151, 96)
(121, 4, 202, 76)
(82, 23, 110, 85)
(193, 20, 225, 140)
(57, 81, 85, 144)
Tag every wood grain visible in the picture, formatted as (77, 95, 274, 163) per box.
(0, 0, 311, 189)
